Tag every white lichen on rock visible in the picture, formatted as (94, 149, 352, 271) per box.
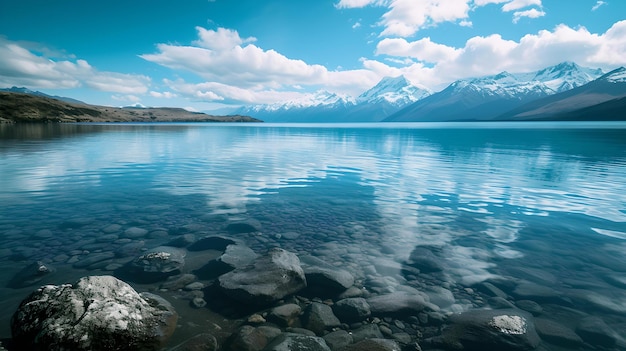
(143, 251, 172, 260)
(489, 315, 527, 334)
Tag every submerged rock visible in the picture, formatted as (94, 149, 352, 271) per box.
(218, 248, 306, 306)
(302, 302, 341, 336)
(117, 246, 186, 283)
(188, 235, 236, 252)
(168, 333, 218, 351)
(367, 291, 437, 317)
(264, 333, 331, 351)
(11, 275, 177, 351)
(7, 261, 55, 288)
(299, 255, 355, 296)
(194, 244, 258, 279)
(339, 338, 401, 351)
(333, 297, 371, 323)
(433, 309, 540, 351)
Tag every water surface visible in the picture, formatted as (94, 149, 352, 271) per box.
(1, 122, 626, 347)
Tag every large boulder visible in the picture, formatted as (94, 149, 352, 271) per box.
(11, 275, 177, 351)
(218, 248, 306, 306)
(434, 309, 540, 351)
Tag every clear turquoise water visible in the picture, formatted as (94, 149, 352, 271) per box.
(1, 122, 626, 346)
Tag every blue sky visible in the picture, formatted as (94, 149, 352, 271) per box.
(1, 0, 625, 111)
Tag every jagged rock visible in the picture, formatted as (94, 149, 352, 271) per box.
(302, 302, 341, 335)
(11, 275, 177, 351)
(268, 304, 302, 327)
(367, 292, 437, 317)
(194, 244, 258, 279)
(7, 261, 55, 288)
(434, 309, 540, 351)
(338, 338, 401, 351)
(264, 333, 331, 351)
(299, 255, 355, 296)
(218, 248, 306, 306)
(188, 235, 236, 252)
(169, 333, 218, 351)
(333, 298, 371, 323)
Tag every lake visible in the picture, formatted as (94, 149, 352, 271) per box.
(1, 122, 626, 349)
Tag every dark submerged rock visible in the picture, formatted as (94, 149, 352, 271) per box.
(367, 291, 437, 318)
(333, 298, 371, 323)
(268, 303, 302, 327)
(302, 302, 342, 336)
(168, 333, 218, 351)
(218, 248, 306, 306)
(11, 275, 177, 351)
(575, 316, 618, 348)
(188, 235, 236, 252)
(7, 261, 55, 288)
(299, 255, 355, 297)
(534, 318, 583, 348)
(434, 309, 540, 351)
(338, 338, 401, 351)
(405, 246, 445, 273)
(227, 325, 281, 351)
(116, 246, 186, 283)
(263, 333, 331, 351)
(194, 244, 258, 280)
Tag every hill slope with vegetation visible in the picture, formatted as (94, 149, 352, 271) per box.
(0, 92, 261, 123)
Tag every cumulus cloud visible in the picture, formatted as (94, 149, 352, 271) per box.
(142, 27, 384, 103)
(0, 37, 150, 93)
(337, 0, 546, 36)
(149, 91, 177, 99)
(512, 8, 545, 23)
(375, 20, 626, 89)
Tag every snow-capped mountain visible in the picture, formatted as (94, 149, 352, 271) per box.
(385, 62, 606, 122)
(236, 75, 428, 122)
(357, 76, 430, 106)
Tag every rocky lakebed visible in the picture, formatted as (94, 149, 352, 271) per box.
(1, 213, 625, 351)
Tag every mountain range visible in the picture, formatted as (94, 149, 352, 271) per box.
(235, 62, 626, 122)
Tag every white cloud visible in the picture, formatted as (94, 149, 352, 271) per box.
(376, 37, 461, 63)
(501, 0, 542, 12)
(459, 20, 473, 27)
(592, 1, 607, 11)
(352, 21, 362, 29)
(512, 8, 545, 23)
(149, 91, 177, 98)
(0, 37, 150, 93)
(375, 20, 626, 89)
(143, 27, 384, 103)
(380, 0, 472, 36)
(112, 94, 141, 103)
(335, 0, 386, 8)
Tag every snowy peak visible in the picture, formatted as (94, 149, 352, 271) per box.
(358, 75, 430, 106)
(245, 90, 355, 113)
(531, 61, 604, 92)
(598, 66, 626, 83)
(449, 62, 605, 98)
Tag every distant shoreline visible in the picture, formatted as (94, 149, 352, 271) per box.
(0, 92, 262, 124)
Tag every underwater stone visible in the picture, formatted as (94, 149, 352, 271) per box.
(11, 275, 177, 351)
(7, 261, 56, 289)
(218, 248, 306, 306)
(264, 333, 331, 351)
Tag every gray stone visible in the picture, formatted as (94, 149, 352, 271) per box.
(118, 246, 186, 283)
(101, 224, 122, 233)
(333, 298, 371, 323)
(323, 330, 353, 350)
(438, 309, 540, 351)
(264, 333, 331, 351)
(191, 297, 207, 308)
(268, 304, 302, 327)
(228, 325, 281, 351)
(188, 235, 236, 251)
(11, 275, 177, 351)
(575, 316, 617, 348)
(339, 338, 401, 351)
(225, 219, 262, 234)
(515, 300, 542, 316)
(114, 240, 145, 257)
(167, 234, 196, 248)
(72, 252, 116, 269)
(424, 286, 455, 309)
(488, 297, 516, 309)
(160, 273, 197, 290)
(122, 226, 148, 238)
(405, 246, 444, 273)
(169, 333, 218, 351)
(300, 255, 355, 295)
(303, 302, 342, 336)
(476, 282, 509, 299)
(534, 318, 583, 348)
(350, 324, 384, 343)
(367, 292, 437, 318)
(194, 244, 258, 279)
(218, 248, 306, 306)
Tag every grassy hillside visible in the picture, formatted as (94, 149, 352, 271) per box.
(0, 92, 261, 123)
